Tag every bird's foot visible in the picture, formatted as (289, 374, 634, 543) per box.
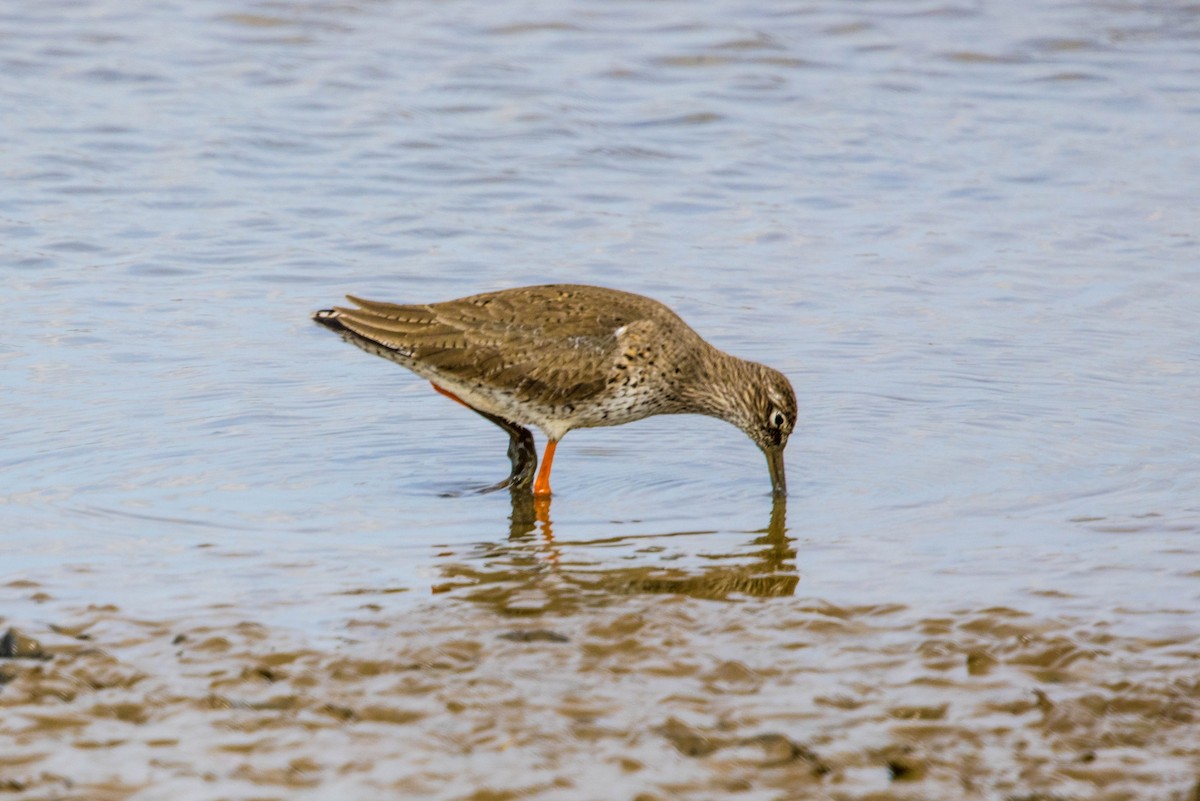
(462, 422, 538, 495)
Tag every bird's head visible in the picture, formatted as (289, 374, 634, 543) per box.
(723, 362, 796, 496)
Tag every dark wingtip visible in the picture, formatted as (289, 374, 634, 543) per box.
(311, 308, 344, 331)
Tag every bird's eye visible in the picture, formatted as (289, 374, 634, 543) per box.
(770, 408, 787, 429)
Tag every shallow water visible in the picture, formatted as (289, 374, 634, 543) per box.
(3, 0, 1200, 798)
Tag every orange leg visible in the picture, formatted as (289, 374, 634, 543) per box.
(534, 439, 558, 497)
(533, 495, 553, 530)
(431, 382, 470, 408)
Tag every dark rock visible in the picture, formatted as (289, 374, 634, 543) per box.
(497, 629, 569, 643)
(741, 732, 831, 774)
(0, 628, 46, 659)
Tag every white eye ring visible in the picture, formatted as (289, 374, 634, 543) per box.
(770, 409, 787, 428)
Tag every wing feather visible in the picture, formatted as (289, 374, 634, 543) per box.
(323, 285, 681, 407)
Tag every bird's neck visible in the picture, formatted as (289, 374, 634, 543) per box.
(679, 348, 754, 427)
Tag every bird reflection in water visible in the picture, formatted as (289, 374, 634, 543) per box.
(431, 491, 797, 607)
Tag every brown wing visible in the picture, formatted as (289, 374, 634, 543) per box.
(322, 285, 675, 406)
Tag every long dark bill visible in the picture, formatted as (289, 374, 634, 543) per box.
(764, 446, 787, 497)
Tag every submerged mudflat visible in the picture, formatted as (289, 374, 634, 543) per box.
(4, 568, 1199, 800)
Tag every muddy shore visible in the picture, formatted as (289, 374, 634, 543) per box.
(4, 576, 1198, 800)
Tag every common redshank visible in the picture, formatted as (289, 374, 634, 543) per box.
(312, 284, 796, 496)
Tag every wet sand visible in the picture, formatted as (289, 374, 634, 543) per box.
(4, 564, 1199, 800)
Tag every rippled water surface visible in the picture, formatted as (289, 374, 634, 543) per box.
(3, 0, 1200, 798)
